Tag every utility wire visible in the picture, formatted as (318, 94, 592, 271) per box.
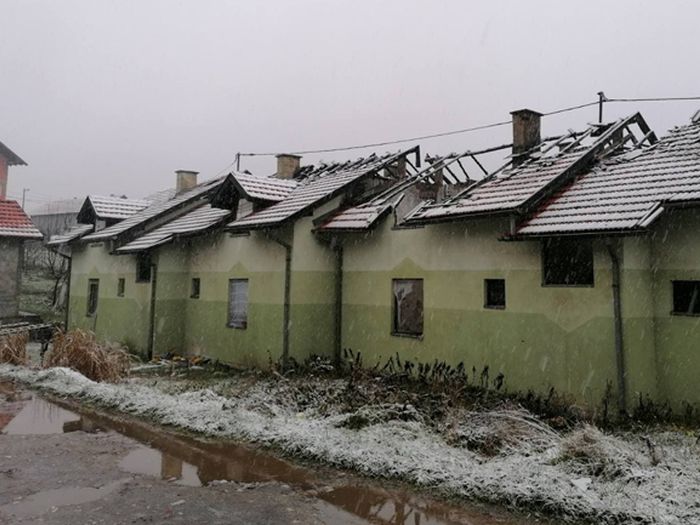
(237, 99, 603, 159)
(606, 96, 700, 103)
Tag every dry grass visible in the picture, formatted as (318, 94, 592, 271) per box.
(44, 329, 131, 382)
(0, 332, 29, 365)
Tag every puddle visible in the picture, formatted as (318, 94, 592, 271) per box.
(1, 396, 83, 435)
(1, 480, 128, 518)
(0, 383, 549, 525)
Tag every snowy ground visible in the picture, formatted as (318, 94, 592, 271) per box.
(2, 364, 700, 525)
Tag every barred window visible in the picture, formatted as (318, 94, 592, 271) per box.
(87, 279, 99, 317)
(228, 279, 249, 329)
(392, 279, 423, 336)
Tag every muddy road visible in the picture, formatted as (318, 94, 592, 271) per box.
(0, 381, 553, 524)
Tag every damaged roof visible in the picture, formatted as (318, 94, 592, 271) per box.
(518, 117, 700, 236)
(116, 204, 232, 253)
(404, 114, 656, 226)
(0, 200, 42, 239)
(227, 150, 418, 231)
(82, 176, 228, 242)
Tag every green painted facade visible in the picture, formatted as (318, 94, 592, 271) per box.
(67, 202, 700, 411)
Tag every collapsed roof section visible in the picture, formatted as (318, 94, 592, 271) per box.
(226, 148, 421, 232)
(0, 200, 42, 239)
(517, 115, 700, 236)
(404, 113, 657, 227)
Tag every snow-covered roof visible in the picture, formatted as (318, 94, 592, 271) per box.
(517, 116, 700, 236)
(115, 204, 232, 253)
(47, 224, 94, 246)
(231, 172, 298, 202)
(0, 199, 42, 239)
(82, 176, 228, 242)
(227, 150, 417, 231)
(77, 195, 151, 223)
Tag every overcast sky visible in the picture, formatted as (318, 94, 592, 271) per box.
(3, 1, 700, 211)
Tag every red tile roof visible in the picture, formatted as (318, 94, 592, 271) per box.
(0, 199, 42, 239)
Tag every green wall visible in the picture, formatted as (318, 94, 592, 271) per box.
(341, 218, 658, 408)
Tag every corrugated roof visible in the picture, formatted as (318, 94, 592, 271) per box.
(116, 204, 231, 253)
(47, 224, 93, 246)
(517, 119, 700, 236)
(231, 172, 298, 202)
(82, 176, 226, 242)
(0, 200, 42, 239)
(227, 151, 414, 231)
(87, 195, 151, 220)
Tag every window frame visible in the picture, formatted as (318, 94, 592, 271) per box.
(484, 278, 506, 310)
(227, 278, 249, 329)
(541, 238, 595, 288)
(190, 278, 201, 299)
(671, 280, 700, 316)
(86, 279, 99, 317)
(117, 278, 125, 298)
(391, 278, 424, 338)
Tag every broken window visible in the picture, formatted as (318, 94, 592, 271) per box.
(672, 281, 700, 315)
(86, 279, 99, 317)
(117, 278, 125, 297)
(484, 279, 506, 309)
(542, 239, 594, 286)
(392, 279, 423, 336)
(228, 279, 249, 329)
(136, 253, 152, 283)
(191, 278, 201, 299)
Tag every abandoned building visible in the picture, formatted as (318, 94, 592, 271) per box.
(52, 109, 700, 413)
(0, 142, 43, 321)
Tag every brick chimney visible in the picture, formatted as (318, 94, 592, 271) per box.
(276, 154, 301, 179)
(511, 109, 542, 166)
(175, 170, 198, 194)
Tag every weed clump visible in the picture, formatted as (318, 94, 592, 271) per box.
(44, 329, 130, 382)
(0, 331, 29, 365)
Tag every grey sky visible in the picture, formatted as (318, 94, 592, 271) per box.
(3, 1, 700, 210)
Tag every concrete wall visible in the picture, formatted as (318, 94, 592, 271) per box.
(0, 238, 22, 318)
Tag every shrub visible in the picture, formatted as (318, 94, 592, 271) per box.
(0, 331, 29, 365)
(44, 329, 130, 382)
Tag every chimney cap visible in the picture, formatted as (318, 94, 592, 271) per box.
(275, 153, 302, 159)
(510, 108, 543, 117)
(175, 169, 199, 175)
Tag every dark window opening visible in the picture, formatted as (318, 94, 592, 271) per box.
(191, 278, 201, 299)
(672, 281, 700, 315)
(542, 239, 594, 286)
(117, 278, 125, 297)
(485, 279, 506, 309)
(136, 254, 152, 283)
(392, 278, 423, 336)
(228, 279, 249, 329)
(87, 279, 99, 317)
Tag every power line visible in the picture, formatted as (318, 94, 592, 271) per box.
(606, 95, 700, 103)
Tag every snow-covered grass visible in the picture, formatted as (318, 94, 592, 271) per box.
(2, 364, 700, 524)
